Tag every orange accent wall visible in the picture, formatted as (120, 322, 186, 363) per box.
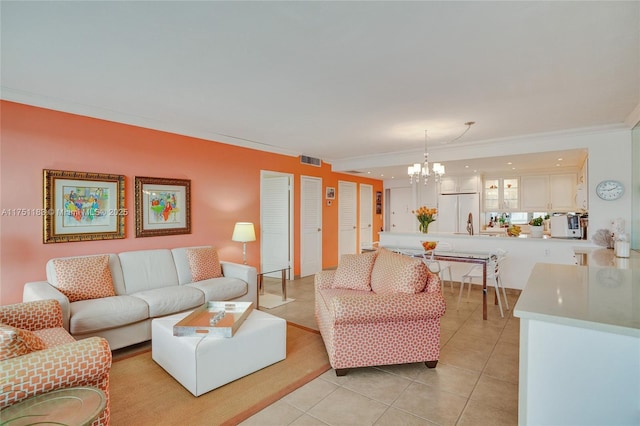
(0, 101, 383, 304)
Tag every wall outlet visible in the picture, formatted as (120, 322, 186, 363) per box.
(544, 248, 550, 256)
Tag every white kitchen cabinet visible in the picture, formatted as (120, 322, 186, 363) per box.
(520, 175, 548, 210)
(549, 174, 577, 211)
(439, 175, 479, 194)
(576, 160, 588, 211)
(520, 173, 576, 211)
(483, 177, 519, 211)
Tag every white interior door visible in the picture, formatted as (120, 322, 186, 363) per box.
(388, 187, 414, 232)
(300, 176, 322, 277)
(260, 172, 293, 278)
(338, 180, 357, 257)
(359, 184, 373, 250)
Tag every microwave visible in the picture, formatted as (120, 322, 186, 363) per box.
(550, 215, 581, 239)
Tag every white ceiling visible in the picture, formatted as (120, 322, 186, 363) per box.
(1, 1, 638, 179)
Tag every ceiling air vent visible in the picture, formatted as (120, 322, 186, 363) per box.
(300, 155, 321, 167)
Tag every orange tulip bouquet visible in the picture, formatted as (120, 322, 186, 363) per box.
(412, 206, 437, 233)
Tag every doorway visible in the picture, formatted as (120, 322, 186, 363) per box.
(300, 176, 323, 277)
(359, 183, 373, 250)
(260, 171, 293, 278)
(338, 180, 358, 257)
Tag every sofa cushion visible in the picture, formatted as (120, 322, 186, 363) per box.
(186, 277, 248, 302)
(370, 248, 428, 295)
(69, 295, 150, 335)
(130, 286, 204, 318)
(52, 255, 116, 302)
(186, 247, 223, 281)
(316, 287, 370, 314)
(318, 289, 446, 325)
(332, 251, 378, 291)
(32, 328, 76, 347)
(0, 324, 47, 361)
(118, 249, 179, 293)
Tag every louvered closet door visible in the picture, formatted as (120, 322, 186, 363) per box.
(338, 180, 358, 258)
(300, 176, 322, 277)
(359, 184, 373, 250)
(261, 173, 291, 278)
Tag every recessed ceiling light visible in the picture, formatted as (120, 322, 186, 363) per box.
(512, 167, 516, 170)
(507, 162, 513, 165)
(557, 158, 563, 161)
(465, 165, 469, 168)
(556, 163, 561, 167)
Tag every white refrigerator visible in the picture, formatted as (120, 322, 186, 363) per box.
(437, 193, 480, 234)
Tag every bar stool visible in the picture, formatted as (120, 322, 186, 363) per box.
(458, 249, 509, 317)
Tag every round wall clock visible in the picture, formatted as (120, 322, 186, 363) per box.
(595, 180, 624, 201)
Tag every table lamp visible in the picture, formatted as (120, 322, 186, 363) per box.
(232, 222, 256, 264)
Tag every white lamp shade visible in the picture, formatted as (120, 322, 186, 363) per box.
(232, 222, 256, 242)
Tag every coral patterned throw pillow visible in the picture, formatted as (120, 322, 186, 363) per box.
(186, 247, 223, 282)
(0, 324, 47, 361)
(332, 251, 378, 291)
(52, 255, 116, 302)
(370, 248, 428, 294)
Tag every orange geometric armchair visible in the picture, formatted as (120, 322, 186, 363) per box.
(0, 299, 112, 425)
(315, 248, 446, 376)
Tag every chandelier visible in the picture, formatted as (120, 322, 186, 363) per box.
(407, 122, 475, 184)
(408, 130, 445, 184)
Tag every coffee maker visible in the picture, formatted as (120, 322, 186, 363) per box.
(550, 214, 582, 239)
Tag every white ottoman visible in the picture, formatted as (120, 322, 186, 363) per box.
(152, 309, 286, 396)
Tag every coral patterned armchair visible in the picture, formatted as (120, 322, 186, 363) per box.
(315, 248, 446, 376)
(0, 299, 111, 425)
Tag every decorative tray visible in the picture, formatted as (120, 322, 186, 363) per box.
(173, 301, 253, 338)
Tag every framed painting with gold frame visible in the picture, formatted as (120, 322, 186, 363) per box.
(135, 176, 191, 237)
(43, 169, 126, 243)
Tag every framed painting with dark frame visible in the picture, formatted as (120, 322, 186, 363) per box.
(326, 187, 335, 200)
(135, 176, 191, 237)
(43, 169, 126, 243)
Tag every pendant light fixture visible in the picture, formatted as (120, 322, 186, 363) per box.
(408, 130, 445, 184)
(407, 122, 475, 184)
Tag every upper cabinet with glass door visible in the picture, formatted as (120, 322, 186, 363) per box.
(483, 177, 519, 211)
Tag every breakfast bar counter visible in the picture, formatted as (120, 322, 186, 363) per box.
(379, 231, 596, 290)
(514, 258, 639, 425)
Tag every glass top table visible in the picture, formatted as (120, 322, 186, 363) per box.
(0, 386, 106, 426)
(257, 266, 291, 302)
(389, 247, 495, 320)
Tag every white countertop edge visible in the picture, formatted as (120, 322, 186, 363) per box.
(379, 231, 599, 245)
(514, 308, 640, 339)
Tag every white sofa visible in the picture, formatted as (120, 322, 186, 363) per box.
(22, 246, 257, 350)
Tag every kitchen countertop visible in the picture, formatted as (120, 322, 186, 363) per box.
(379, 231, 598, 291)
(380, 231, 593, 243)
(514, 260, 640, 338)
(514, 254, 640, 426)
(573, 246, 640, 269)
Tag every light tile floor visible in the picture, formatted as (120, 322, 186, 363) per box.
(241, 275, 521, 426)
